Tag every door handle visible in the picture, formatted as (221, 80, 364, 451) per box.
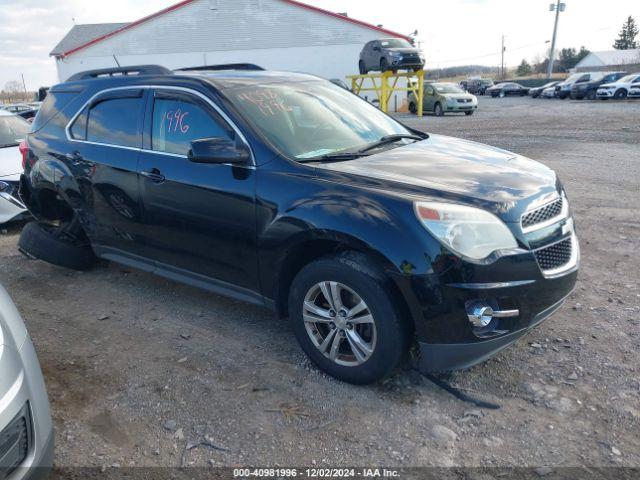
(141, 169, 165, 183)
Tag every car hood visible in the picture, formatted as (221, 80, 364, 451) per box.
(315, 134, 559, 222)
(0, 145, 21, 180)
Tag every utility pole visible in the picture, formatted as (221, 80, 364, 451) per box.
(20, 74, 27, 93)
(501, 35, 505, 80)
(547, 1, 566, 79)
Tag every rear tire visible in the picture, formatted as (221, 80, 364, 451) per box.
(18, 221, 97, 271)
(409, 102, 417, 114)
(434, 102, 444, 116)
(358, 60, 367, 75)
(587, 90, 597, 100)
(613, 89, 627, 100)
(288, 253, 409, 384)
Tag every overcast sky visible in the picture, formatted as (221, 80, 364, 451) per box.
(1, 0, 638, 90)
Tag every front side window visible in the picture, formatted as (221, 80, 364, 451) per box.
(228, 80, 410, 160)
(151, 95, 232, 156)
(86, 96, 142, 148)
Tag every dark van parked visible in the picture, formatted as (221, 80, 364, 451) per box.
(19, 65, 579, 384)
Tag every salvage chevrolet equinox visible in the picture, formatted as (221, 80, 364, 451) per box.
(18, 65, 579, 384)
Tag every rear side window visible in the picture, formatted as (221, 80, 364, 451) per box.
(151, 95, 232, 156)
(31, 90, 81, 132)
(86, 96, 142, 148)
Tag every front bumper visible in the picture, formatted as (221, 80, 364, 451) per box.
(446, 102, 477, 112)
(418, 292, 571, 372)
(0, 339, 53, 480)
(628, 89, 640, 98)
(389, 57, 424, 70)
(596, 89, 614, 98)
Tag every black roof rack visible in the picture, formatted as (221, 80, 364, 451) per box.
(67, 65, 173, 81)
(175, 63, 265, 72)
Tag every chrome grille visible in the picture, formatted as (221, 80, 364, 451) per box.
(0, 404, 31, 479)
(534, 237, 573, 271)
(522, 197, 564, 229)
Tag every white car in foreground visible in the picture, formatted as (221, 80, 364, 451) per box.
(541, 87, 557, 98)
(0, 285, 53, 479)
(0, 111, 29, 224)
(596, 73, 640, 99)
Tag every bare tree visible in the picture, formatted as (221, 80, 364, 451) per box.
(2, 80, 25, 103)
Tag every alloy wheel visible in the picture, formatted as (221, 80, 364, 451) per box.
(302, 281, 377, 366)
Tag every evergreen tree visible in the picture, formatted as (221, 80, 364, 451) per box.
(613, 16, 639, 49)
(516, 59, 532, 76)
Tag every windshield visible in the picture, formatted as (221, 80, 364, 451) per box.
(433, 83, 464, 94)
(564, 74, 584, 83)
(228, 81, 411, 160)
(380, 39, 412, 48)
(619, 74, 637, 83)
(0, 115, 30, 147)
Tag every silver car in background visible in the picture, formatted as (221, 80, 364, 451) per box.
(0, 285, 53, 479)
(0, 111, 30, 224)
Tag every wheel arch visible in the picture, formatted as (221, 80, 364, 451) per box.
(272, 231, 412, 332)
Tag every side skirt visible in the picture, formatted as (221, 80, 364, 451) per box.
(94, 246, 275, 311)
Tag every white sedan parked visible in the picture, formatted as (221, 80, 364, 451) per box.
(541, 86, 557, 98)
(0, 111, 29, 224)
(596, 73, 640, 99)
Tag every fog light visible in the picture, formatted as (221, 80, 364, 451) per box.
(468, 304, 493, 327)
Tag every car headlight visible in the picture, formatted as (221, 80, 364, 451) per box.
(414, 202, 518, 260)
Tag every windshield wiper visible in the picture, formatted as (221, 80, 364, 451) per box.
(298, 151, 371, 163)
(357, 134, 423, 153)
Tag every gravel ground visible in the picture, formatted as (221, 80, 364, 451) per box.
(0, 95, 639, 471)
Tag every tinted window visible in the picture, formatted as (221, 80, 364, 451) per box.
(69, 108, 88, 140)
(87, 97, 141, 148)
(151, 96, 232, 156)
(31, 90, 81, 133)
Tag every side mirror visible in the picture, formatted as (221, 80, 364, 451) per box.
(188, 137, 250, 165)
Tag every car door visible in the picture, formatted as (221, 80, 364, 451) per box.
(137, 87, 259, 292)
(423, 85, 436, 111)
(65, 88, 147, 257)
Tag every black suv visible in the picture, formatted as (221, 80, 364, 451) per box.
(19, 65, 579, 384)
(359, 38, 425, 74)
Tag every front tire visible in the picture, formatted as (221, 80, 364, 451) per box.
(358, 60, 367, 75)
(409, 102, 417, 114)
(380, 58, 389, 72)
(465, 110, 474, 115)
(614, 89, 627, 100)
(288, 254, 409, 384)
(434, 102, 444, 116)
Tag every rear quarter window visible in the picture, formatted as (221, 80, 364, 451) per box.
(31, 89, 83, 132)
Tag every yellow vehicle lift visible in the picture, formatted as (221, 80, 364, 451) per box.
(346, 70, 425, 117)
